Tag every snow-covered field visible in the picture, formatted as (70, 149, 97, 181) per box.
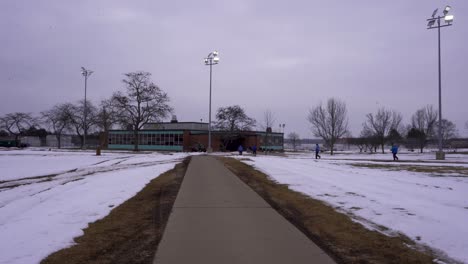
(2, 148, 467, 263)
(0, 149, 188, 264)
(236, 151, 468, 263)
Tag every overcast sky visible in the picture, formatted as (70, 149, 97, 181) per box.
(1, 0, 467, 138)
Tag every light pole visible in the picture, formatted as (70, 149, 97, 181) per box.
(279, 123, 285, 133)
(204, 51, 220, 152)
(81, 67, 93, 149)
(427, 6, 454, 160)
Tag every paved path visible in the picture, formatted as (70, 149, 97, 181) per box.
(154, 156, 335, 264)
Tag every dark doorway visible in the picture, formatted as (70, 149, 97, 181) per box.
(222, 135, 246, 151)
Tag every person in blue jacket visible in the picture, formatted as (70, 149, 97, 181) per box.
(315, 144, 321, 159)
(391, 143, 399, 161)
(238, 145, 244, 155)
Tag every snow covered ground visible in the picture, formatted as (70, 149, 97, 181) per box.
(235, 152, 468, 263)
(2, 148, 467, 263)
(0, 149, 189, 264)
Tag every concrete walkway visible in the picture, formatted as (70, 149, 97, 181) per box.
(154, 156, 336, 264)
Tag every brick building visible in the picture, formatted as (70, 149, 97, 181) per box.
(105, 121, 284, 152)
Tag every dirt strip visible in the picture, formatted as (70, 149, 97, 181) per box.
(41, 157, 190, 264)
(219, 157, 452, 264)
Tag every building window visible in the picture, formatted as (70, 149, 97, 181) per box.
(109, 131, 183, 146)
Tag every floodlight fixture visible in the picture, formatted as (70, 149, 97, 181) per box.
(213, 56, 219, 63)
(443, 5, 451, 15)
(427, 20, 436, 27)
(432, 8, 438, 18)
(444, 14, 454, 23)
(81, 67, 93, 77)
(213, 50, 219, 56)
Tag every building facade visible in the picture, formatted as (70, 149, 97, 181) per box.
(105, 122, 284, 152)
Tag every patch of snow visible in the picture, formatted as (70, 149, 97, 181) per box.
(0, 150, 188, 264)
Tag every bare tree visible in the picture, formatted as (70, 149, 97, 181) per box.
(215, 105, 255, 150)
(111, 71, 172, 151)
(0, 112, 36, 146)
(262, 110, 276, 152)
(359, 126, 380, 153)
(262, 110, 276, 130)
(0, 130, 8, 137)
(347, 137, 366, 153)
(215, 105, 256, 131)
(69, 100, 98, 148)
(287, 132, 300, 151)
(363, 108, 402, 153)
(41, 103, 74, 149)
(96, 99, 118, 133)
(307, 98, 348, 155)
(434, 119, 458, 146)
(410, 105, 438, 153)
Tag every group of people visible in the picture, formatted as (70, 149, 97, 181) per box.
(238, 145, 257, 156)
(237, 142, 400, 161)
(313, 143, 400, 161)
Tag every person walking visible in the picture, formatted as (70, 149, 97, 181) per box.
(315, 144, 321, 159)
(252, 145, 257, 156)
(238, 145, 244, 155)
(391, 143, 399, 161)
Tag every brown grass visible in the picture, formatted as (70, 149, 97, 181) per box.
(41, 157, 190, 264)
(219, 157, 445, 264)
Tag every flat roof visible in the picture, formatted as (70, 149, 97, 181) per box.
(109, 129, 283, 135)
(147, 122, 208, 125)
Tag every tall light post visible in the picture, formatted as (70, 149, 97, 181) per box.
(427, 6, 454, 160)
(279, 123, 285, 133)
(81, 67, 93, 149)
(204, 51, 220, 152)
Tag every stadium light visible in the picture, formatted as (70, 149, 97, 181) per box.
(426, 6, 454, 160)
(81, 67, 93, 149)
(204, 51, 220, 152)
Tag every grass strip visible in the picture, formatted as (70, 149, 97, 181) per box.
(219, 157, 444, 264)
(41, 157, 190, 264)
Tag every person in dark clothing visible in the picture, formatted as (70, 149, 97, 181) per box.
(238, 145, 244, 155)
(252, 145, 257, 156)
(391, 144, 399, 161)
(315, 144, 321, 159)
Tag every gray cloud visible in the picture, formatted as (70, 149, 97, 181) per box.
(1, 0, 467, 137)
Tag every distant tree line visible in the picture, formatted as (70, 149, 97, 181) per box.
(0, 71, 172, 150)
(305, 99, 460, 154)
(1, 77, 466, 153)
